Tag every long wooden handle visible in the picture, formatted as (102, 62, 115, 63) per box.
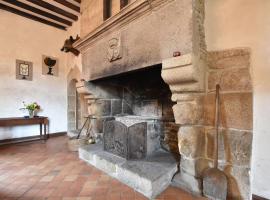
(214, 84, 220, 168)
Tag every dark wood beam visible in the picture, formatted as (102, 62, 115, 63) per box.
(120, 0, 129, 9)
(54, 0, 80, 12)
(253, 194, 269, 200)
(26, 0, 78, 21)
(103, 0, 112, 21)
(72, 0, 81, 3)
(0, 3, 66, 30)
(3, 0, 72, 26)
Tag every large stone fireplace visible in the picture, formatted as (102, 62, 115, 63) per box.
(73, 0, 253, 199)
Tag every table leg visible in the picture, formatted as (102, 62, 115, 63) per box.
(40, 123, 42, 140)
(44, 123, 47, 140)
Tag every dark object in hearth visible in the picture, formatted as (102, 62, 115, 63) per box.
(61, 35, 80, 56)
(173, 51, 181, 57)
(104, 120, 147, 160)
(44, 57, 56, 75)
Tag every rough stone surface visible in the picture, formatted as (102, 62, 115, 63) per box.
(219, 165, 251, 200)
(208, 68, 252, 92)
(178, 126, 205, 159)
(95, 99, 111, 116)
(161, 122, 179, 154)
(204, 93, 253, 130)
(111, 99, 122, 115)
(205, 128, 253, 166)
(208, 48, 250, 69)
(180, 157, 212, 178)
(79, 144, 178, 199)
(173, 97, 204, 125)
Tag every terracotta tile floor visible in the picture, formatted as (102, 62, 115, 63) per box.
(0, 136, 207, 200)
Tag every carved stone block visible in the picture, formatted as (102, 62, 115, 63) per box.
(180, 157, 212, 178)
(204, 93, 253, 130)
(205, 128, 253, 166)
(208, 48, 250, 69)
(178, 126, 205, 159)
(208, 68, 252, 92)
(172, 96, 204, 125)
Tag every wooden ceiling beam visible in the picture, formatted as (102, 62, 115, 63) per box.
(0, 2, 66, 30)
(53, 0, 80, 13)
(3, 0, 72, 26)
(26, 0, 78, 21)
(72, 0, 81, 3)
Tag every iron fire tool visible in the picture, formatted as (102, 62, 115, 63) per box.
(76, 115, 97, 139)
(203, 84, 228, 200)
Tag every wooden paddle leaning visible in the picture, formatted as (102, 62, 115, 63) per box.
(203, 84, 228, 200)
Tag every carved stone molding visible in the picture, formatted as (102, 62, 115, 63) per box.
(74, 0, 173, 52)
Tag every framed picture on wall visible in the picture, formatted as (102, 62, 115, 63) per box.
(16, 60, 33, 81)
(19, 63, 29, 77)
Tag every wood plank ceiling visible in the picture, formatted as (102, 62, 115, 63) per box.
(0, 0, 81, 30)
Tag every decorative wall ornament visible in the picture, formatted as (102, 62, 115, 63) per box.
(107, 35, 122, 62)
(42, 55, 59, 76)
(61, 35, 80, 56)
(16, 59, 33, 81)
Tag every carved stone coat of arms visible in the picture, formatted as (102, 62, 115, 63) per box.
(107, 35, 122, 62)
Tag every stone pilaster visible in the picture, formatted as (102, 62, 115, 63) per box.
(162, 53, 207, 195)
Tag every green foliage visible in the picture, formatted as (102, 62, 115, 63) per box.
(20, 102, 41, 111)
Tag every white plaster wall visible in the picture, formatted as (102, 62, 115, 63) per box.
(205, 1, 270, 198)
(66, 17, 82, 75)
(0, 10, 70, 139)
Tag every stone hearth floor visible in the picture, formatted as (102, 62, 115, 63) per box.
(0, 136, 207, 200)
(79, 144, 178, 199)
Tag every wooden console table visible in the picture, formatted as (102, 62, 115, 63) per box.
(0, 117, 49, 144)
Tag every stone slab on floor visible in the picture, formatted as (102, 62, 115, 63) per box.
(79, 144, 178, 199)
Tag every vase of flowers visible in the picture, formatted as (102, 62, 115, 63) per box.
(20, 102, 41, 118)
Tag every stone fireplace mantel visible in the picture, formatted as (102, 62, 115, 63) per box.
(75, 0, 196, 81)
(74, 0, 172, 53)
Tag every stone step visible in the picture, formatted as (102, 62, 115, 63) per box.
(79, 144, 178, 199)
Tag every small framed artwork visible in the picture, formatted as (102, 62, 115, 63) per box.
(16, 60, 33, 81)
(42, 55, 59, 76)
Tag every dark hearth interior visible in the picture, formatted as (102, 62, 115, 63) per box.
(88, 65, 179, 157)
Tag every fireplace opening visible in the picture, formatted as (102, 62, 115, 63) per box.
(86, 64, 180, 159)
